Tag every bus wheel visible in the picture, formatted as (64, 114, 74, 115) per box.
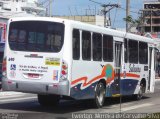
(94, 82, 106, 108)
(134, 84, 143, 100)
(38, 94, 60, 106)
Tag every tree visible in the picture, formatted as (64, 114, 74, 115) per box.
(123, 15, 141, 32)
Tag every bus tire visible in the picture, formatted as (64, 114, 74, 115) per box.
(134, 84, 143, 100)
(94, 82, 106, 108)
(38, 94, 60, 106)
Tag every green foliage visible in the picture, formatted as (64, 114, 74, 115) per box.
(123, 15, 140, 24)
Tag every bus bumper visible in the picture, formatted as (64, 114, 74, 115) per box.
(2, 78, 70, 96)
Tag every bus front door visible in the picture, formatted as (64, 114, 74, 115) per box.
(148, 47, 155, 92)
(113, 42, 122, 96)
(148, 48, 152, 91)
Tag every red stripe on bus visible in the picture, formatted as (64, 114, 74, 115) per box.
(71, 74, 104, 87)
(126, 73, 140, 78)
(120, 73, 140, 78)
(71, 73, 140, 87)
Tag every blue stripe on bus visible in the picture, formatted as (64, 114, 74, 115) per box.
(70, 79, 139, 99)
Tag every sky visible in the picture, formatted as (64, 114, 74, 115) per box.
(41, 0, 144, 28)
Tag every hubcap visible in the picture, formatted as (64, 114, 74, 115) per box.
(96, 84, 105, 105)
(138, 86, 143, 99)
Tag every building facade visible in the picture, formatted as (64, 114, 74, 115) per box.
(54, 15, 110, 28)
(0, 0, 46, 44)
(142, 0, 160, 78)
(142, 0, 160, 38)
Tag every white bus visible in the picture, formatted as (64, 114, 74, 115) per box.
(2, 17, 156, 108)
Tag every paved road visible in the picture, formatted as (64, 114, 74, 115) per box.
(0, 81, 160, 119)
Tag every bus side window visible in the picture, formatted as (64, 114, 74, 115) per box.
(128, 39, 138, 63)
(92, 33, 102, 61)
(72, 29, 80, 60)
(103, 35, 113, 62)
(82, 31, 91, 61)
(139, 42, 148, 64)
(124, 38, 128, 63)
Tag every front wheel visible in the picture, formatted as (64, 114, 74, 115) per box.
(134, 84, 144, 100)
(94, 82, 106, 108)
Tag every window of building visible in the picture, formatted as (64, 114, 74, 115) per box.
(128, 40, 138, 63)
(103, 35, 113, 62)
(82, 31, 91, 60)
(3, 8, 11, 11)
(72, 29, 80, 60)
(154, 27, 160, 32)
(92, 33, 102, 61)
(139, 42, 148, 64)
(145, 27, 151, 32)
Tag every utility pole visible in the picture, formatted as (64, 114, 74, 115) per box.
(126, 0, 130, 32)
(102, 4, 119, 27)
(89, 0, 119, 27)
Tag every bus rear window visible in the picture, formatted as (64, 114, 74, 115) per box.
(8, 21, 64, 52)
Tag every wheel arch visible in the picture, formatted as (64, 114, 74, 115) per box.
(140, 78, 146, 93)
(99, 79, 106, 89)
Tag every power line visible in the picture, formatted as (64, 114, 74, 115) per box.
(119, 6, 141, 14)
(75, 7, 79, 16)
(68, 7, 73, 16)
(112, 0, 121, 28)
(112, 7, 118, 28)
(89, 0, 103, 6)
(89, 0, 119, 27)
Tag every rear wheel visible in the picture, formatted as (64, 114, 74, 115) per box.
(94, 82, 106, 108)
(38, 94, 60, 106)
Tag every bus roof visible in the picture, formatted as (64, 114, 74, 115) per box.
(9, 17, 155, 44)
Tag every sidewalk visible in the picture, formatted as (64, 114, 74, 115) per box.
(0, 91, 25, 97)
(155, 77, 160, 81)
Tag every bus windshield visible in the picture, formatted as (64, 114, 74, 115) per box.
(8, 21, 64, 52)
